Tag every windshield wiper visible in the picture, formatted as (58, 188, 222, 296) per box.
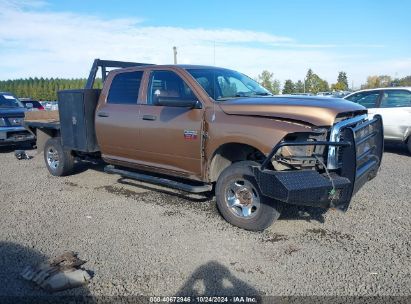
(252, 92, 273, 96)
(215, 97, 233, 101)
(215, 92, 272, 101)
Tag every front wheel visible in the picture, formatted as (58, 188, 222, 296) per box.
(215, 161, 282, 231)
(44, 137, 74, 176)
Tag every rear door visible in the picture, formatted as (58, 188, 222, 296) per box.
(95, 70, 144, 162)
(138, 69, 204, 178)
(373, 89, 411, 141)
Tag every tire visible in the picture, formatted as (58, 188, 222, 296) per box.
(215, 161, 282, 231)
(44, 137, 74, 176)
(407, 137, 411, 155)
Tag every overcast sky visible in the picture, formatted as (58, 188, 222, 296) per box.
(1, 0, 410, 87)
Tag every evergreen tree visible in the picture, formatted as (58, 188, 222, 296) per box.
(282, 80, 295, 94)
(304, 68, 329, 94)
(332, 71, 349, 91)
(295, 80, 304, 93)
(305, 69, 315, 93)
(337, 71, 348, 90)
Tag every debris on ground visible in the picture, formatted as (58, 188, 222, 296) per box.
(285, 244, 301, 255)
(14, 150, 31, 160)
(20, 251, 92, 292)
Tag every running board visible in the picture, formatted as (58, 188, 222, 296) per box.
(104, 165, 213, 193)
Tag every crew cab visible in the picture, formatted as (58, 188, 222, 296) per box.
(24, 59, 384, 231)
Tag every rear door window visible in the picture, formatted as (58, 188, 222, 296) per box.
(107, 71, 143, 104)
(380, 90, 411, 108)
(345, 91, 381, 108)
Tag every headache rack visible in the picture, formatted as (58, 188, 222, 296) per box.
(85, 59, 152, 89)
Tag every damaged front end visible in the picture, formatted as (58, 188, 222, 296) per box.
(270, 129, 329, 171)
(254, 114, 384, 211)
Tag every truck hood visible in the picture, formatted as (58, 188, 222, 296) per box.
(0, 107, 26, 117)
(218, 96, 366, 126)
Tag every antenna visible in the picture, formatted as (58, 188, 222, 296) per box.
(173, 46, 178, 64)
(213, 41, 216, 66)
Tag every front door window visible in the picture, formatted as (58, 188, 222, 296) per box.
(148, 71, 196, 105)
(345, 91, 380, 108)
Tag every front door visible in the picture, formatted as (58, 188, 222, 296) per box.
(373, 90, 411, 141)
(95, 70, 144, 163)
(345, 90, 382, 119)
(138, 69, 203, 178)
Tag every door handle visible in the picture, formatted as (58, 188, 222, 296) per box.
(97, 112, 109, 117)
(142, 115, 157, 121)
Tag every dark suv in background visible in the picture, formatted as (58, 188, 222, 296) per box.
(0, 92, 35, 147)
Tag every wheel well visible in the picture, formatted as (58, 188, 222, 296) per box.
(208, 143, 265, 182)
(33, 128, 60, 153)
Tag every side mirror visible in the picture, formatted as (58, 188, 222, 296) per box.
(157, 98, 202, 109)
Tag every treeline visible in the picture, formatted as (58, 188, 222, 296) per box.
(0, 78, 102, 100)
(258, 69, 349, 95)
(258, 69, 411, 95)
(361, 75, 411, 89)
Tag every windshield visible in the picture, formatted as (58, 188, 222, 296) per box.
(186, 68, 271, 101)
(0, 94, 24, 108)
(21, 100, 42, 108)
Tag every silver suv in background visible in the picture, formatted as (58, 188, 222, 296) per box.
(344, 87, 411, 154)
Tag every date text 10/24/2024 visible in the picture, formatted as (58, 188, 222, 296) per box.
(149, 296, 258, 303)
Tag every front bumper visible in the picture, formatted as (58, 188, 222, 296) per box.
(254, 115, 384, 211)
(0, 126, 35, 146)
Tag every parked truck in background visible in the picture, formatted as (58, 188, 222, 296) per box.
(0, 92, 35, 147)
(24, 59, 384, 231)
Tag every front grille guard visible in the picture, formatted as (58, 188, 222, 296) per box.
(327, 114, 368, 169)
(259, 114, 384, 198)
(339, 114, 384, 195)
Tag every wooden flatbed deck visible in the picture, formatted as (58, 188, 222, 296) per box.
(24, 110, 60, 129)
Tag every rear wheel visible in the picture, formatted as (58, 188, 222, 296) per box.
(44, 137, 74, 176)
(215, 161, 282, 231)
(407, 137, 411, 155)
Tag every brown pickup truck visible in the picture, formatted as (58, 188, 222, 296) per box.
(24, 59, 384, 231)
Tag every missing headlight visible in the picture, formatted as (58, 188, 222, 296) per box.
(272, 131, 328, 171)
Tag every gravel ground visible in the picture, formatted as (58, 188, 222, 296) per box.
(0, 145, 410, 298)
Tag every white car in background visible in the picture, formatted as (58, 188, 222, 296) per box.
(344, 87, 411, 154)
(41, 101, 59, 111)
